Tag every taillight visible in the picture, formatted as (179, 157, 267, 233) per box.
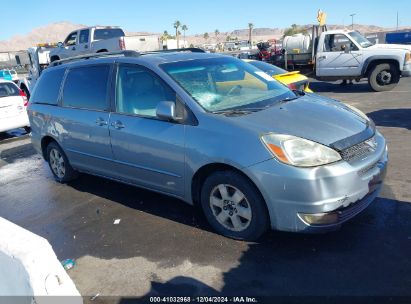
(119, 37, 125, 50)
(19, 89, 28, 106)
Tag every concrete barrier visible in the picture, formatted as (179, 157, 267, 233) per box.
(0, 218, 82, 304)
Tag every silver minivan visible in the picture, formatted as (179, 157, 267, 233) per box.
(28, 51, 387, 240)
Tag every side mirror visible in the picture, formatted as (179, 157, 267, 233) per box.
(57, 42, 64, 48)
(156, 101, 177, 121)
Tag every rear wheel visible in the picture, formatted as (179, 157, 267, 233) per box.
(368, 63, 400, 92)
(200, 170, 269, 241)
(46, 142, 78, 183)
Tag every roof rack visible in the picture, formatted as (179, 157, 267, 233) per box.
(49, 48, 206, 67)
(50, 50, 140, 67)
(147, 47, 206, 54)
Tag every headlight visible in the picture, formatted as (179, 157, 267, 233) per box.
(261, 134, 341, 167)
(343, 103, 369, 121)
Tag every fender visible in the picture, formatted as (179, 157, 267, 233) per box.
(361, 55, 402, 75)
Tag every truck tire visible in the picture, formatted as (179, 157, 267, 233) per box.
(200, 170, 269, 241)
(368, 63, 400, 92)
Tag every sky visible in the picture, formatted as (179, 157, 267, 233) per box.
(0, 0, 410, 40)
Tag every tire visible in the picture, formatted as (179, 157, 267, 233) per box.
(50, 56, 60, 63)
(200, 170, 269, 241)
(23, 126, 31, 134)
(46, 142, 78, 183)
(368, 63, 400, 92)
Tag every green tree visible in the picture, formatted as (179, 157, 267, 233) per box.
(283, 24, 307, 37)
(182, 25, 188, 47)
(214, 29, 220, 41)
(173, 20, 181, 48)
(203, 32, 209, 41)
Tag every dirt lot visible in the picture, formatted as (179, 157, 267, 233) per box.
(0, 79, 410, 303)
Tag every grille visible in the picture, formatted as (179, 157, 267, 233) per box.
(340, 136, 377, 162)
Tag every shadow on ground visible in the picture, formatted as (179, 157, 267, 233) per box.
(310, 81, 371, 93)
(368, 108, 411, 130)
(114, 194, 411, 302)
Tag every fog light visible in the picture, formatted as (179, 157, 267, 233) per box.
(298, 212, 339, 225)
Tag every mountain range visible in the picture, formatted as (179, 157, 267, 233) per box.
(0, 21, 409, 51)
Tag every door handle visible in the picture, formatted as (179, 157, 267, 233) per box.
(318, 55, 327, 60)
(95, 118, 107, 126)
(111, 121, 125, 129)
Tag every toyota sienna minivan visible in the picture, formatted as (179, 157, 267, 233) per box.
(28, 50, 388, 240)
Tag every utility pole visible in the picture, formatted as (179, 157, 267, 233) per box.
(396, 11, 399, 30)
(350, 13, 356, 30)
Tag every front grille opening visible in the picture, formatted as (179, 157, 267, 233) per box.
(340, 136, 377, 162)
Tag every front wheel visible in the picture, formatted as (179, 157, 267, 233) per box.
(46, 142, 78, 183)
(368, 63, 400, 92)
(200, 170, 269, 241)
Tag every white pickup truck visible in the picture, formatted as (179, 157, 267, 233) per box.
(274, 27, 411, 91)
(18, 45, 54, 98)
(49, 26, 161, 62)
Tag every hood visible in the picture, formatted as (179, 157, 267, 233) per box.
(369, 43, 411, 52)
(232, 94, 371, 148)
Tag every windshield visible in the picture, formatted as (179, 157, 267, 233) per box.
(246, 60, 287, 76)
(161, 57, 295, 112)
(349, 31, 373, 48)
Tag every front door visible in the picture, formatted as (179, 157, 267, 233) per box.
(109, 64, 185, 196)
(316, 33, 364, 77)
(77, 29, 91, 55)
(58, 64, 115, 176)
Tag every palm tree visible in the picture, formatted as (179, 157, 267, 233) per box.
(214, 29, 220, 42)
(161, 30, 169, 49)
(182, 25, 188, 47)
(203, 32, 209, 42)
(248, 23, 254, 49)
(173, 20, 181, 48)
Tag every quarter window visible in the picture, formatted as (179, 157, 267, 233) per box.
(30, 68, 65, 105)
(62, 65, 110, 111)
(115, 65, 175, 117)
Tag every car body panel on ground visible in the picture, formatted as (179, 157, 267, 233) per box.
(243, 59, 313, 92)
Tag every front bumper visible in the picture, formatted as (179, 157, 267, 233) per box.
(402, 63, 411, 77)
(245, 131, 388, 233)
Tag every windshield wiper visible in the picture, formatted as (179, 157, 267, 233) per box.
(211, 108, 259, 116)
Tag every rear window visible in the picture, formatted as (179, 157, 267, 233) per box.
(62, 65, 110, 111)
(30, 68, 66, 105)
(0, 82, 19, 98)
(93, 28, 125, 40)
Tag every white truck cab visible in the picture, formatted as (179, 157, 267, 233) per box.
(18, 45, 54, 98)
(280, 27, 411, 91)
(49, 26, 161, 62)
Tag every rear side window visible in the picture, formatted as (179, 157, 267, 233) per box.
(0, 82, 19, 98)
(93, 28, 125, 40)
(30, 68, 65, 105)
(62, 65, 110, 111)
